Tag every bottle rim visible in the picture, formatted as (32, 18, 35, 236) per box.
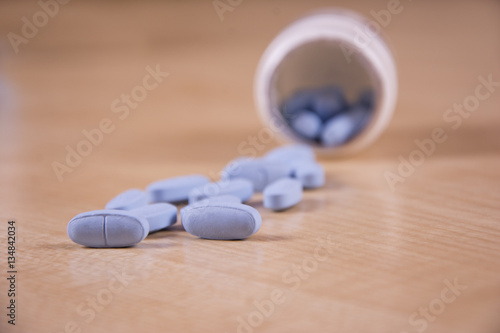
(254, 8, 398, 156)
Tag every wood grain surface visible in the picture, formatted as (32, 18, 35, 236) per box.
(0, 1, 499, 332)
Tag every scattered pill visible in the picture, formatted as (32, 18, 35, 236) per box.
(264, 144, 315, 163)
(67, 210, 149, 248)
(130, 203, 177, 233)
(180, 195, 242, 217)
(105, 189, 150, 210)
(222, 158, 292, 192)
(70, 135, 331, 247)
(147, 174, 210, 203)
(320, 113, 356, 147)
(293, 161, 325, 189)
(191, 194, 242, 206)
(263, 178, 303, 211)
(181, 203, 262, 240)
(202, 195, 242, 204)
(222, 158, 264, 190)
(291, 111, 322, 139)
(188, 178, 253, 204)
(264, 161, 294, 187)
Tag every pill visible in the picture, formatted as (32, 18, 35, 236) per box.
(264, 144, 315, 163)
(292, 161, 325, 189)
(188, 178, 253, 204)
(105, 189, 150, 210)
(67, 210, 149, 248)
(181, 203, 261, 240)
(221, 158, 263, 190)
(187, 194, 241, 208)
(263, 178, 303, 211)
(180, 195, 242, 217)
(291, 111, 322, 139)
(200, 195, 242, 204)
(263, 161, 294, 186)
(347, 106, 372, 139)
(222, 158, 292, 192)
(130, 203, 177, 233)
(320, 113, 356, 147)
(281, 89, 315, 121)
(312, 87, 346, 121)
(147, 174, 210, 203)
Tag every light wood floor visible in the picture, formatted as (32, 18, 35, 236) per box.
(0, 1, 499, 332)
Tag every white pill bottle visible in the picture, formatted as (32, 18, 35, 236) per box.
(254, 9, 398, 156)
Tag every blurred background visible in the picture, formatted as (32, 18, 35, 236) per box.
(1, 0, 498, 173)
(1, 1, 499, 332)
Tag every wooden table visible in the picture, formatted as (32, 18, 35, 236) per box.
(1, 1, 499, 332)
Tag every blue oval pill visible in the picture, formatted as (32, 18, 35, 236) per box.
(320, 113, 356, 147)
(105, 189, 150, 210)
(188, 178, 254, 204)
(291, 111, 322, 139)
(263, 178, 303, 211)
(67, 210, 149, 248)
(181, 203, 261, 240)
(312, 87, 346, 121)
(222, 158, 292, 192)
(293, 161, 325, 189)
(347, 106, 372, 139)
(264, 144, 315, 163)
(281, 89, 315, 120)
(147, 174, 210, 203)
(130, 203, 177, 233)
(180, 195, 242, 217)
(203, 195, 242, 204)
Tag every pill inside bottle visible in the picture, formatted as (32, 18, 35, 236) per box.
(254, 9, 398, 156)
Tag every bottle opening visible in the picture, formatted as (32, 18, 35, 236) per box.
(269, 39, 379, 148)
(254, 9, 398, 156)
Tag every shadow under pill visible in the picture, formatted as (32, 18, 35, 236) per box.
(41, 242, 84, 250)
(135, 242, 177, 249)
(148, 223, 185, 235)
(248, 234, 292, 242)
(249, 198, 325, 213)
(247, 199, 264, 210)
